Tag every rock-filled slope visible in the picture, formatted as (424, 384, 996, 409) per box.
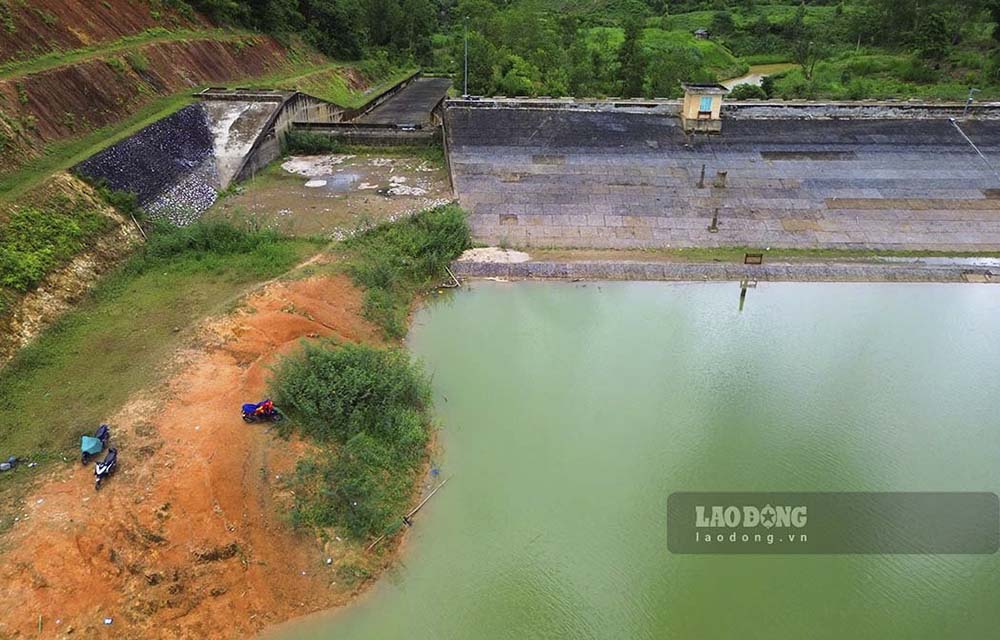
(76, 99, 282, 224)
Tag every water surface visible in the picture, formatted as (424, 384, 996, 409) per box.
(275, 281, 1000, 639)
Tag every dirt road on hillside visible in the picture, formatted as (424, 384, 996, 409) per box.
(0, 272, 386, 639)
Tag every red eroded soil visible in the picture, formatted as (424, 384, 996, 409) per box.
(0, 36, 319, 175)
(0, 0, 207, 65)
(0, 272, 387, 639)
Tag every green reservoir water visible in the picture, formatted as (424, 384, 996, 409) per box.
(274, 281, 1000, 639)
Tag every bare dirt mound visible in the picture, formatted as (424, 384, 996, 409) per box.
(0, 272, 383, 639)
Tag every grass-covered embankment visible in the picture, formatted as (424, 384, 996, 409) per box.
(344, 204, 469, 338)
(0, 185, 114, 299)
(0, 222, 321, 465)
(269, 205, 470, 543)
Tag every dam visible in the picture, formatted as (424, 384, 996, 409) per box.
(445, 99, 1000, 251)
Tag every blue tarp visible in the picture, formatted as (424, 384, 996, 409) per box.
(81, 435, 104, 455)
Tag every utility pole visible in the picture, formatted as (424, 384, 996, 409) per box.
(463, 17, 469, 97)
(963, 88, 980, 119)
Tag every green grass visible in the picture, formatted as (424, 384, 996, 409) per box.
(771, 52, 1000, 101)
(0, 28, 255, 80)
(272, 341, 433, 539)
(343, 204, 470, 339)
(0, 195, 112, 291)
(271, 66, 417, 109)
(0, 222, 321, 466)
(0, 92, 196, 202)
(643, 28, 747, 80)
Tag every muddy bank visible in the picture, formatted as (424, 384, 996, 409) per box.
(0, 270, 418, 638)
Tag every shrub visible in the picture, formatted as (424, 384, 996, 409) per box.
(272, 341, 434, 538)
(284, 130, 343, 154)
(729, 84, 767, 100)
(271, 342, 431, 444)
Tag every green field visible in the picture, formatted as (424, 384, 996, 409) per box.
(0, 223, 321, 463)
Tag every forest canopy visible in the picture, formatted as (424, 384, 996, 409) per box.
(176, 0, 1000, 100)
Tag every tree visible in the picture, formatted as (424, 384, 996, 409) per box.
(301, 0, 366, 58)
(618, 16, 646, 97)
(645, 46, 710, 98)
(457, 30, 500, 95)
(497, 55, 540, 96)
(710, 11, 735, 35)
(915, 11, 950, 60)
(792, 34, 826, 80)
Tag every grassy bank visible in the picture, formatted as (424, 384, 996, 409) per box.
(343, 204, 469, 338)
(269, 204, 470, 542)
(273, 342, 433, 539)
(0, 222, 321, 468)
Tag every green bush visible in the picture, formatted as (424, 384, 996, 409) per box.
(272, 341, 433, 538)
(345, 205, 469, 338)
(272, 342, 431, 444)
(284, 130, 343, 154)
(729, 84, 767, 100)
(0, 200, 110, 292)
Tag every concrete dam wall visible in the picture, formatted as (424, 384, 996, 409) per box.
(446, 100, 1000, 251)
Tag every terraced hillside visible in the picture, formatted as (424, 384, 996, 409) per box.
(0, 0, 406, 366)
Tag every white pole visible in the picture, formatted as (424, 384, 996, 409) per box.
(463, 18, 469, 97)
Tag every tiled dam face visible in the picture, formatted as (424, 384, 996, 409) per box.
(445, 107, 1000, 250)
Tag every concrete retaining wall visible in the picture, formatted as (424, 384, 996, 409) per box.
(452, 259, 997, 283)
(290, 121, 441, 146)
(447, 97, 1000, 120)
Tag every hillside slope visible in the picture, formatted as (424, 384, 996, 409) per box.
(0, 0, 407, 363)
(0, 34, 309, 176)
(0, 0, 207, 64)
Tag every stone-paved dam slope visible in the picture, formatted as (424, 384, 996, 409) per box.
(75, 100, 280, 224)
(446, 105, 1000, 250)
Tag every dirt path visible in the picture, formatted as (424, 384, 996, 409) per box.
(0, 270, 385, 638)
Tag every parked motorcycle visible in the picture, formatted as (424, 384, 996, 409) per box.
(94, 448, 118, 490)
(241, 399, 283, 423)
(81, 424, 110, 464)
